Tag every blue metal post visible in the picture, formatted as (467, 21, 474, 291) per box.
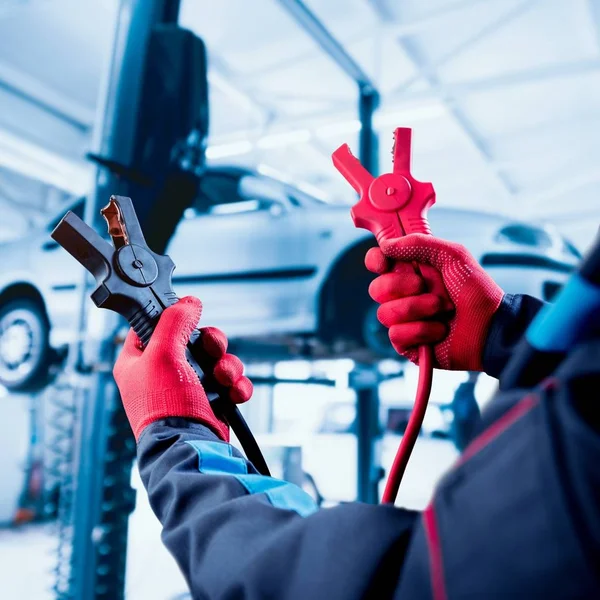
(351, 366, 384, 504)
(358, 85, 380, 177)
(276, 0, 382, 503)
(66, 1, 178, 599)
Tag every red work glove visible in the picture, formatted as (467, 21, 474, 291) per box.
(113, 296, 252, 442)
(365, 234, 504, 371)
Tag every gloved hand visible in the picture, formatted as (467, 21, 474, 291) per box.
(113, 296, 252, 442)
(365, 234, 504, 371)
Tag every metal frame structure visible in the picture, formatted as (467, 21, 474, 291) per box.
(367, 0, 542, 204)
(276, 0, 380, 175)
(61, 2, 184, 599)
(276, 0, 382, 503)
(2, 0, 600, 238)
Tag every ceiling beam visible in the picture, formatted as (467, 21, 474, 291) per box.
(276, 0, 377, 91)
(0, 60, 94, 131)
(586, 0, 600, 53)
(389, 0, 541, 96)
(519, 168, 600, 205)
(0, 127, 90, 195)
(373, 0, 501, 37)
(363, 0, 547, 203)
(393, 36, 518, 200)
(390, 59, 600, 102)
(207, 57, 600, 143)
(208, 55, 275, 125)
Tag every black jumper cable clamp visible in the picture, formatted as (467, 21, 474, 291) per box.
(51, 195, 270, 476)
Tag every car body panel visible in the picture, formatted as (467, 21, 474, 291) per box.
(0, 169, 580, 350)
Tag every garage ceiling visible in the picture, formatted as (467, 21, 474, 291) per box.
(0, 0, 598, 248)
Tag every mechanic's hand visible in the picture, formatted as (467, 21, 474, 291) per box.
(113, 296, 252, 442)
(365, 234, 504, 371)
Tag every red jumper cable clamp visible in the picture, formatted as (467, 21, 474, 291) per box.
(332, 127, 436, 504)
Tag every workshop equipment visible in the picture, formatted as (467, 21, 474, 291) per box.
(332, 127, 437, 504)
(51, 195, 270, 476)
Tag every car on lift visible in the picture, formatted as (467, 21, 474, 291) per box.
(0, 166, 581, 391)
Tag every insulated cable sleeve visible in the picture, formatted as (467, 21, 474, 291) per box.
(381, 345, 434, 503)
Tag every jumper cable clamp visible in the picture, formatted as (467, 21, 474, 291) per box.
(50, 195, 270, 475)
(333, 128, 437, 503)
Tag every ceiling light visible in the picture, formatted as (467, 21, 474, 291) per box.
(315, 120, 362, 138)
(0, 128, 91, 195)
(257, 164, 292, 182)
(206, 140, 254, 159)
(207, 71, 264, 116)
(374, 104, 447, 126)
(295, 181, 330, 202)
(206, 104, 446, 158)
(211, 200, 260, 214)
(257, 129, 311, 149)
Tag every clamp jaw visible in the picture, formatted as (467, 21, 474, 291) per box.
(52, 196, 178, 345)
(51, 196, 270, 475)
(332, 128, 436, 242)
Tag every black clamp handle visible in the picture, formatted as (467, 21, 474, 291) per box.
(51, 195, 270, 476)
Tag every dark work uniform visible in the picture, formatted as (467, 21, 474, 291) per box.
(137, 294, 600, 599)
(449, 379, 480, 452)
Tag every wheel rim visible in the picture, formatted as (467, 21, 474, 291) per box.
(362, 303, 393, 356)
(0, 308, 43, 385)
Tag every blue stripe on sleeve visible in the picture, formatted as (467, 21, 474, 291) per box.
(526, 273, 600, 352)
(185, 440, 318, 517)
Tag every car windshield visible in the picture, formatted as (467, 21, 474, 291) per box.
(240, 172, 328, 207)
(285, 184, 328, 206)
(51, 171, 330, 230)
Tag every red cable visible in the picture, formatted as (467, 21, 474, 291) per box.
(381, 345, 434, 504)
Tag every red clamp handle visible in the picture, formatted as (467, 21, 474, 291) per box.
(332, 127, 438, 504)
(332, 128, 436, 243)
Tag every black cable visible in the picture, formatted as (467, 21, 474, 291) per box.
(217, 401, 270, 476)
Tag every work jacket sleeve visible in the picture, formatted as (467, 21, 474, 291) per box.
(396, 339, 600, 598)
(482, 293, 545, 379)
(137, 418, 419, 600)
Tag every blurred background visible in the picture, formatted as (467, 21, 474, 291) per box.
(0, 0, 597, 598)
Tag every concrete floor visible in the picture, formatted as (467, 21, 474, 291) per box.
(0, 467, 189, 600)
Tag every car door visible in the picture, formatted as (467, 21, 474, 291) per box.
(166, 173, 313, 336)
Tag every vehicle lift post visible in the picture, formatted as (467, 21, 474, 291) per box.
(61, 2, 184, 599)
(351, 365, 384, 504)
(276, 0, 381, 175)
(247, 361, 385, 504)
(276, 0, 382, 502)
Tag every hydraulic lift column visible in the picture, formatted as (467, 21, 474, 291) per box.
(358, 87, 379, 177)
(351, 365, 384, 504)
(277, 0, 382, 502)
(63, 2, 186, 599)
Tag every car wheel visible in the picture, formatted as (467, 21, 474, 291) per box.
(360, 301, 398, 358)
(0, 299, 51, 391)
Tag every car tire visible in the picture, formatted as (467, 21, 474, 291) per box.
(320, 245, 400, 359)
(359, 301, 398, 358)
(0, 299, 52, 391)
